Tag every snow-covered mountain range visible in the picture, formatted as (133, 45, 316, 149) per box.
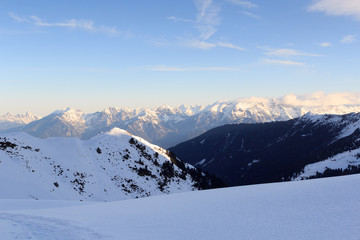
(170, 112, 360, 186)
(0, 112, 39, 131)
(2, 98, 360, 148)
(0, 128, 220, 201)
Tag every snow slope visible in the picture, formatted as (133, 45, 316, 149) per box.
(0, 174, 359, 239)
(293, 148, 360, 180)
(0, 128, 203, 201)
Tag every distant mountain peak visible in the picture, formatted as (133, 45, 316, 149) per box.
(103, 106, 121, 114)
(50, 107, 79, 115)
(2, 99, 360, 148)
(0, 111, 39, 125)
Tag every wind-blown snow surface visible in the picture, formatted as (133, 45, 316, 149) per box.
(0, 174, 359, 240)
(0, 129, 197, 201)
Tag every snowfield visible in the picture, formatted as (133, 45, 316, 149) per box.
(1, 174, 359, 240)
(0, 129, 199, 201)
(293, 148, 360, 180)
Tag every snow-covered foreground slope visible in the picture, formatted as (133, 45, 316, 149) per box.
(1, 174, 359, 240)
(0, 129, 217, 201)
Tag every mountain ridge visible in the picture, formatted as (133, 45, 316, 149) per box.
(170, 112, 360, 186)
(0, 128, 222, 201)
(2, 98, 360, 148)
(0, 112, 39, 131)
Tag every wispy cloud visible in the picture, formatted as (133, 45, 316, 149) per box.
(242, 11, 261, 19)
(308, 0, 360, 20)
(9, 13, 119, 35)
(263, 59, 305, 66)
(144, 65, 242, 72)
(167, 16, 194, 23)
(167, 1, 221, 40)
(265, 48, 322, 57)
(216, 42, 245, 50)
(319, 42, 332, 47)
(226, 0, 258, 8)
(184, 39, 217, 49)
(280, 92, 360, 106)
(146, 65, 187, 72)
(29, 15, 95, 30)
(194, 0, 221, 40)
(168, 0, 248, 51)
(340, 34, 357, 43)
(147, 37, 170, 47)
(184, 39, 245, 50)
(8, 12, 29, 22)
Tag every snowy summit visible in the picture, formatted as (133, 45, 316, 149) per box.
(0, 128, 218, 201)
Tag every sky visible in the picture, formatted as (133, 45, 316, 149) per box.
(1, 0, 360, 115)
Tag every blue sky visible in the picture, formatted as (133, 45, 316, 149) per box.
(1, 0, 360, 115)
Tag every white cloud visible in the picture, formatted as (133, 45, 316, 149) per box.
(226, 0, 258, 8)
(147, 37, 169, 47)
(280, 92, 360, 106)
(265, 48, 322, 57)
(9, 13, 118, 34)
(184, 39, 245, 50)
(242, 11, 261, 19)
(8, 12, 29, 22)
(145, 65, 242, 72)
(146, 66, 187, 72)
(195, 0, 212, 20)
(167, 16, 194, 23)
(340, 34, 357, 43)
(308, 0, 360, 20)
(29, 16, 95, 30)
(216, 42, 245, 50)
(263, 59, 305, 66)
(168, 0, 221, 41)
(194, 0, 221, 40)
(169, 1, 245, 51)
(319, 42, 332, 47)
(184, 39, 217, 49)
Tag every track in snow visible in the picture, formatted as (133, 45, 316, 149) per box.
(0, 213, 110, 240)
